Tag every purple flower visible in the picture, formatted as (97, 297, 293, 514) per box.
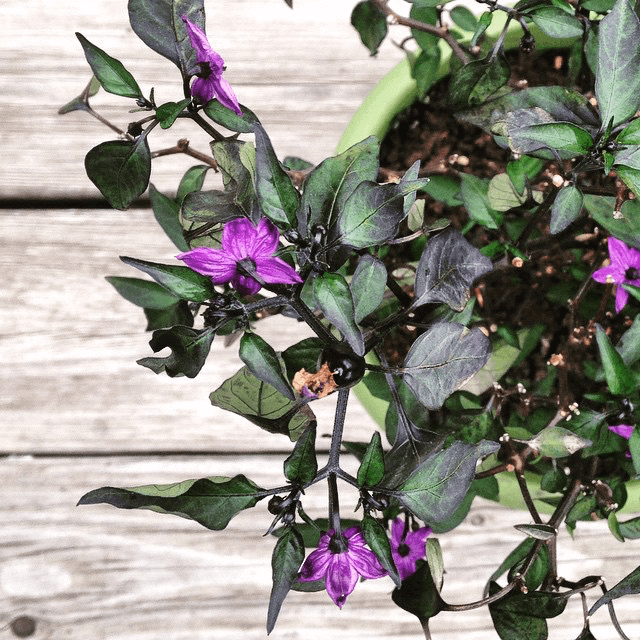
(181, 16, 242, 115)
(608, 424, 634, 458)
(298, 526, 387, 608)
(177, 217, 302, 296)
(592, 237, 640, 313)
(389, 517, 432, 581)
(608, 424, 634, 439)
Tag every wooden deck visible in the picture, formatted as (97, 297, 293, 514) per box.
(1, 1, 639, 638)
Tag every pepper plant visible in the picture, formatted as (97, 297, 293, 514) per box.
(61, 0, 640, 638)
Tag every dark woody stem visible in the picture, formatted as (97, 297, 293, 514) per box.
(370, 0, 470, 64)
(151, 138, 218, 169)
(288, 295, 342, 347)
(189, 110, 225, 141)
(327, 389, 350, 536)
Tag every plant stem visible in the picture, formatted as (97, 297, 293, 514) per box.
(151, 138, 218, 169)
(370, 0, 470, 64)
(289, 295, 341, 347)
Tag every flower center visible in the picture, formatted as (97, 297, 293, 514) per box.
(625, 267, 640, 281)
(397, 542, 411, 558)
(237, 257, 257, 276)
(196, 61, 212, 78)
(328, 534, 348, 554)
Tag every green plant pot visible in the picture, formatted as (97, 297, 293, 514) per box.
(339, 19, 640, 516)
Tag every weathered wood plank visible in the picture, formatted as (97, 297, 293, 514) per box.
(1, 456, 638, 640)
(0, 207, 379, 454)
(1, 0, 404, 199)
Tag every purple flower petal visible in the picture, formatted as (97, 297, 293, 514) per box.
(182, 16, 213, 59)
(222, 217, 259, 260)
(255, 256, 303, 286)
(176, 247, 237, 282)
(614, 285, 629, 314)
(389, 517, 431, 581)
(181, 16, 241, 115)
(251, 218, 280, 258)
(607, 237, 629, 267)
(609, 424, 634, 439)
(325, 554, 359, 609)
(210, 76, 243, 116)
(230, 272, 261, 296)
(592, 265, 621, 284)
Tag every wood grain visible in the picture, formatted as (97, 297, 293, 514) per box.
(1, 0, 404, 200)
(1, 456, 638, 640)
(3, 1, 640, 638)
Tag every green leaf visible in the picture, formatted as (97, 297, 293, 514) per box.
(137, 326, 215, 378)
(392, 561, 444, 623)
(210, 366, 315, 441)
(487, 173, 543, 213)
(426, 538, 444, 590)
(254, 122, 299, 228)
(357, 431, 385, 487)
(362, 514, 401, 587)
(239, 332, 295, 400)
(514, 523, 557, 541)
(333, 170, 428, 249)
(459, 86, 600, 135)
(507, 120, 594, 157)
(413, 228, 493, 311)
(120, 256, 215, 302)
(450, 5, 478, 31)
(149, 183, 190, 251)
(105, 276, 180, 309)
(409, 5, 439, 51)
(528, 6, 583, 38)
(267, 527, 305, 634)
(423, 175, 463, 207)
(589, 564, 640, 614)
(595, 0, 640, 128)
(283, 423, 318, 485)
(203, 101, 260, 133)
(312, 272, 364, 356)
(128, 0, 204, 78)
(583, 195, 640, 250)
(550, 185, 583, 234)
(448, 53, 510, 111)
(85, 139, 151, 210)
(459, 174, 504, 228)
(156, 99, 190, 129)
(411, 47, 442, 99)
(78, 474, 264, 530)
(619, 515, 640, 539)
(180, 190, 244, 242)
(470, 11, 493, 47)
(489, 583, 568, 640)
(506, 156, 545, 194)
(351, 1, 388, 55)
(76, 33, 142, 99)
(176, 165, 210, 204)
(212, 140, 257, 216)
(527, 425, 592, 458)
(403, 323, 491, 410)
(595, 323, 636, 395)
(58, 76, 101, 115)
(351, 254, 387, 323)
(143, 300, 193, 331)
(616, 118, 640, 144)
(299, 136, 379, 234)
(614, 164, 640, 199)
(397, 440, 499, 527)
